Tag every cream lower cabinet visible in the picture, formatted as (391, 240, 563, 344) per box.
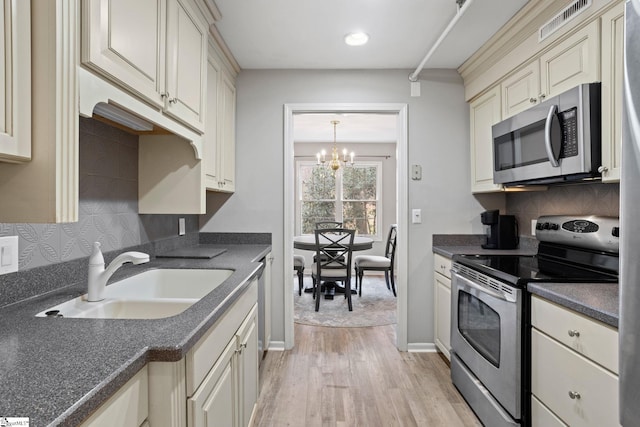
(433, 253, 452, 360)
(530, 295, 619, 427)
(188, 305, 258, 427)
(204, 42, 237, 193)
(81, 0, 207, 132)
(148, 278, 259, 427)
(470, 86, 503, 193)
(80, 366, 149, 427)
(600, 1, 625, 183)
(0, 0, 31, 163)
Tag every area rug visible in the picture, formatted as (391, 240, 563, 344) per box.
(294, 275, 397, 327)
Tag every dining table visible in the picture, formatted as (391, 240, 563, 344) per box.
(293, 234, 374, 299)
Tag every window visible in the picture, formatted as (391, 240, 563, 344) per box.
(297, 161, 381, 238)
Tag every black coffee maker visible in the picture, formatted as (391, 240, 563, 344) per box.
(481, 210, 519, 249)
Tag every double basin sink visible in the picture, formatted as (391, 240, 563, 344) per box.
(36, 269, 233, 319)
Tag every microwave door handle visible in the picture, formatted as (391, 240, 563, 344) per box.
(545, 104, 561, 167)
(452, 270, 517, 303)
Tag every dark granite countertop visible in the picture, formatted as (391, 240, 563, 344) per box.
(0, 243, 271, 427)
(432, 245, 537, 258)
(527, 282, 619, 328)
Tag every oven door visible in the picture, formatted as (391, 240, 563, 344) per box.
(451, 269, 522, 420)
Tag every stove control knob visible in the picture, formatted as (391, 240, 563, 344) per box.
(612, 227, 620, 238)
(550, 223, 559, 231)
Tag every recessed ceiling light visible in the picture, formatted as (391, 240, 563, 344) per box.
(344, 32, 369, 46)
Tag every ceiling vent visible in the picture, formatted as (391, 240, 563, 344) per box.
(538, 0, 592, 42)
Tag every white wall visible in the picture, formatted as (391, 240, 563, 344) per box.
(200, 69, 505, 347)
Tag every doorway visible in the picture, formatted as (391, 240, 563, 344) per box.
(283, 103, 408, 350)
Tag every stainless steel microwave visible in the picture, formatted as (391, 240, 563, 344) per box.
(492, 83, 601, 186)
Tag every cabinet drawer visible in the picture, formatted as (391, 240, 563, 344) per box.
(531, 395, 567, 427)
(186, 279, 258, 396)
(433, 253, 452, 279)
(531, 329, 619, 427)
(530, 295, 618, 374)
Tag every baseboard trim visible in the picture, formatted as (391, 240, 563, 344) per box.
(407, 343, 438, 352)
(267, 341, 286, 351)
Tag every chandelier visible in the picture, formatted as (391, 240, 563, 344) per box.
(316, 120, 354, 171)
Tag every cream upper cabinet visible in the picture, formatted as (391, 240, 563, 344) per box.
(0, 0, 78, 223)
(539, 20, 600, 100)
(0, 0, 31, 163)
(600, 2, 624, 183)
(433, 253, 452, 361)
(204, 48, 236, 193)
(82, 0, 206, 132)
(470, 86, 503, 193)
(218, 71, 236, 192)
(204, 54, 221, 190)
(501, 61, 540, 119)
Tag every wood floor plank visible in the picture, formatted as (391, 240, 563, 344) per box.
(252, 324, 481, 427)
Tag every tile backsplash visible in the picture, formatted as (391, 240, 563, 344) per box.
(506, 182, 620, 232)
(0, 117, 198, 271)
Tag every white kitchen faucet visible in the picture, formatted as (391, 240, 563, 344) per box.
(87, 242, 150, 302)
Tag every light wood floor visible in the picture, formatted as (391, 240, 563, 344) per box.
(252, 323, 481, 427)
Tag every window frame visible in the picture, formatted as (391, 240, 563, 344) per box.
(295, 160, 383, 240)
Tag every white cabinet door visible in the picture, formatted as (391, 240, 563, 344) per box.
(501, 61, 540, 119)
(470, 86, 502, 193)
(237, 307, 258, 427)
(165, 0, 206, 132)
(188, 339, 237, 427)
(600, 2, 624, 183)
(204, 54, 221, 190)
(0, 0, 31, 162)
(218, 71, 236, 192)
(540, 20, 600, 99)
(433, 271, 451, 360)
(81, 0, 165, 108)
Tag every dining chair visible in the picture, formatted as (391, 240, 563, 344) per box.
(311, 227, 356, 312)
(354, 224, 397, 297)
(313, 221, 345, 266)
(293, 255, 305, 296)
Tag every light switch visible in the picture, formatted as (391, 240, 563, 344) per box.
(0, 236, 19, 275)
(412, 209, 422, 224)
(411, 164, 422, 180)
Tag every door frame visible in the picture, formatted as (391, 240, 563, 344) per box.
(283, 103, 409, 350)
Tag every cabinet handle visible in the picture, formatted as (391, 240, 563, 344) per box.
(598, 165, 609, 173)
(169, 97, 178, 104)
(568, 390, 581, 400)
(539, 94, 546, 101)
(529, 98, 537, 104)
(160, 92, 170, 99)
(568, 329, 580, 337)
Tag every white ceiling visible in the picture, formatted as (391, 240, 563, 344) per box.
(212, 0, 530, 70)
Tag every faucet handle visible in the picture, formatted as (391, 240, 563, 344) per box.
(125, 252, 151, 265)
(89, 242, 105, 266)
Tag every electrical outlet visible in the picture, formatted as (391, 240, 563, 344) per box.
(531, 219, 537, 236)
(0, 236, 18, 275)
(179, 218, 185, 236)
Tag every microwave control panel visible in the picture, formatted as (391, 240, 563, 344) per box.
(560, 107, 578, 158)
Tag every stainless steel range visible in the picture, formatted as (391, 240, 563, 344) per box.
(450, 215, 619, 427)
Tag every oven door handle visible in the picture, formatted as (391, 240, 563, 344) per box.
(452, 270, 518, 303)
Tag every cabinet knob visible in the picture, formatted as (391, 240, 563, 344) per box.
(529, 98, 537, 104)
(160, 92, 170, 99)
(568, 390, 581, 400)
(169, 97, 178, 104)
(598, 165, 609, 173)
(539, 94, 546, 101)
(568, 329, 580, 337)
